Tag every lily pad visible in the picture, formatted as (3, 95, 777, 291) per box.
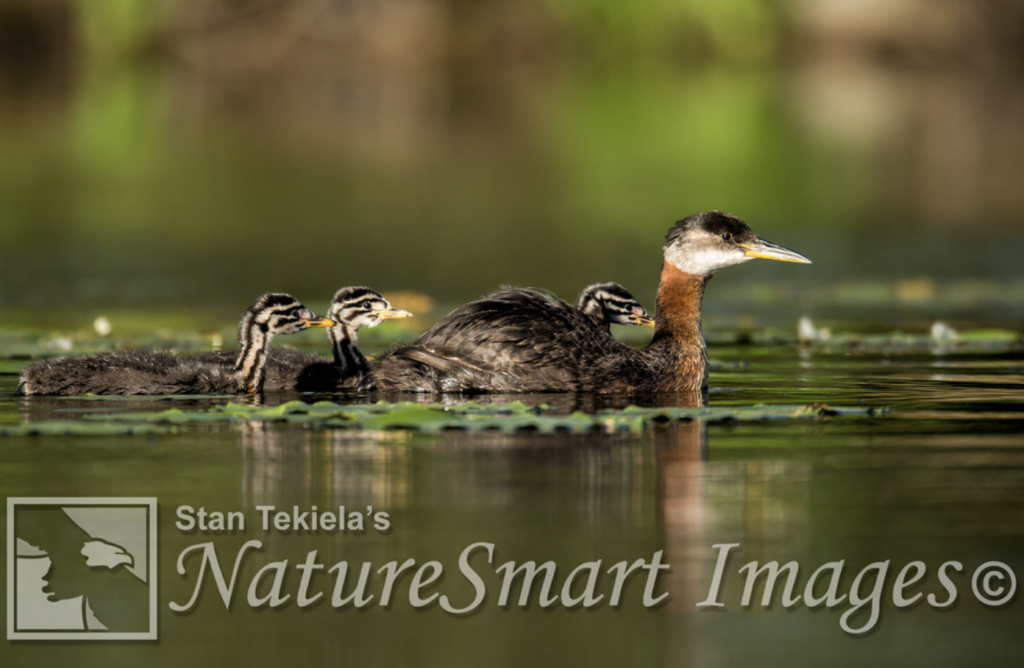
(72, 399, 886, 435)
(0, 360, 28, 376)
(0, 421, 172, 436)
(957, 329, 1020, 343)
(611, 403, 888, 422)
(65, 393, 235, 401)
(83, 408, 248, 425)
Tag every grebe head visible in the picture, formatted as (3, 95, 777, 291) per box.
(576, 283, 655, 327)
(238, 293, 334, 340)
(663, 211, 811, 276)
(329, 287, 413, 330)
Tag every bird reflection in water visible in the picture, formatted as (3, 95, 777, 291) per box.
(656, 419, 814, 627)
(238, 421, 411, 513)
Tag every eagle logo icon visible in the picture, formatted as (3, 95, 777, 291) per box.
(7, 498, 157, 641)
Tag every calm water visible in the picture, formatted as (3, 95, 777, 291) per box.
(2, 333, 1022, 667)
(2, 3, 1023, 664)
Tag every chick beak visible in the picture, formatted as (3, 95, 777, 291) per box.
(302, 316, 336, 329)
(630, 314, 656, 327)
(374, 307, 414, 321)
(737, 238, 811, 264)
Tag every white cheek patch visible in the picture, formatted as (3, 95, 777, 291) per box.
(665, 244, 751, 275)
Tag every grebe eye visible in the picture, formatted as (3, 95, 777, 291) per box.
(363, 302, 373, 310)
(721, 232, 732, 241)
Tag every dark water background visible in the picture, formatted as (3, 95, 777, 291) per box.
(2, 1, 1024, 666)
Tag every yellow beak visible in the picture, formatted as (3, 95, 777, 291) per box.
(302, 316, 336, 328)
(738, 239, 812, 264)
(374, 307, 414, 321)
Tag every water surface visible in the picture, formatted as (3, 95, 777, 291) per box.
(2, 331, 1022, 667)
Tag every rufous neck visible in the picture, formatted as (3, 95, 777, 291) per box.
(653, 262, 709, 343)
(644, 262, 710, 395)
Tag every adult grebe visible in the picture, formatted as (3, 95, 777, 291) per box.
(366, 211, 810, 396)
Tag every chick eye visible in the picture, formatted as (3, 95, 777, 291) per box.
(363, 301, 374, 310)
(721, 232, 733, 241)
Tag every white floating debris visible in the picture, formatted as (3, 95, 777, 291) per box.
(798, 316, 831, 344)
(46, 337, 73, 352)
(798, 317, 816, 343)
(211, 333, 224, 349)
(93, 316, 112, 337)
(930, 321, 958, 343)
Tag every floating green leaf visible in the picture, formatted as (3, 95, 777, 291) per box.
(60, 393, 234, 402)
(957, 329, 1020, 343)
(612, 403, 887, 422)
(0, 360, 27, 375)
(705, 326, 1022, 351)
(68, 399, 885, 435)
(0, 421, 171, 436)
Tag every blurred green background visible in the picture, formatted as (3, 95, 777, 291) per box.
(1, 0, 1023, 326)
(3, 5, 1024, 667)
